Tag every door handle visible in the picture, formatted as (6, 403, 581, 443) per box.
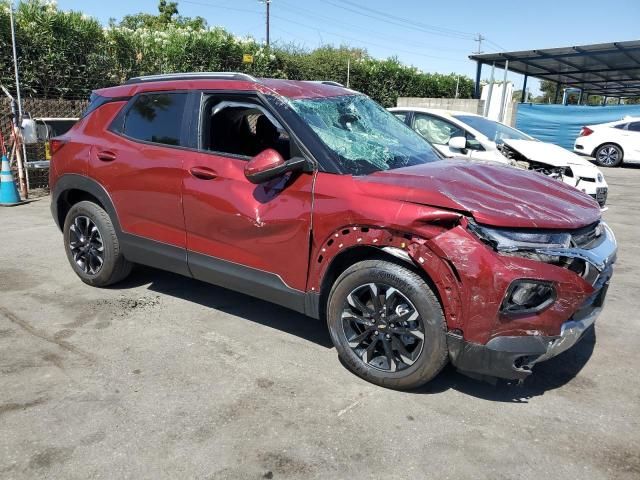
(97, 150, 117, 162)
(189, 166, 218, 180)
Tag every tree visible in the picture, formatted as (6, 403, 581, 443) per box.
(118, 0, 206, 30)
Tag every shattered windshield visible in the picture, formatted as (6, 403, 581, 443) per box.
(289, 95, 440, 175)
(453, 115, 532, 144)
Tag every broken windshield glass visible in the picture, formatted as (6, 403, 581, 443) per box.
(288, 95, 440, 175)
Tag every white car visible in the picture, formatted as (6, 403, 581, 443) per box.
(389, 107, 609, 208)
(574, 117, 640, 167)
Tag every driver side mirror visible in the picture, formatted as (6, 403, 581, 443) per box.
(448, 136, 467, 150)
(244, 148, 308, 184)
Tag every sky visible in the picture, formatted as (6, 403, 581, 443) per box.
(56, 0, 640, 95)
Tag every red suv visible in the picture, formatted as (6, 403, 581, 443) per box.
(50, 73, 617, 389)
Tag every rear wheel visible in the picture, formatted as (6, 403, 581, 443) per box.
(63, 201, 132, 287)
(594, 143, 623, 167)
(326, 260, 448, 390)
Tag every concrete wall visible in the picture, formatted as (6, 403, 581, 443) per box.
(396, 97, 519, 127)
(396, 97, 484, 115)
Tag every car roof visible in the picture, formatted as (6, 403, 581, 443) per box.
(95, 73, 355, 100)
(587, 117, 639, 128)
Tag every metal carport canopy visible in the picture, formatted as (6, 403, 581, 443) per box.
(469, 40, 640, 99)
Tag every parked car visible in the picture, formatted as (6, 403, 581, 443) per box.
(50, 73, 616, 389)
(574, 116, 640, 167)
(390, 107, 609, 208)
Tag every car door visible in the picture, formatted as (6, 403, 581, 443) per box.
(181, 92, 315, 311)
(411, 113, 464, 157)
(91, 91, 190, 252)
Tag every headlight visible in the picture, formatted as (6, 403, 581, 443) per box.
(468, 222, 571, 252)
(501, 280, 556, 314)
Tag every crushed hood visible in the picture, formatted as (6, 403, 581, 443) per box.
(356, 159, 601, 229)
(503, 139, 594, 167)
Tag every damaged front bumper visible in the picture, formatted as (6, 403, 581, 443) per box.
(447, 280, 608, 381)
(446, 224, 616, 382)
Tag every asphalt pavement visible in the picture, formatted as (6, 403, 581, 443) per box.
(1, 165, 639, 479)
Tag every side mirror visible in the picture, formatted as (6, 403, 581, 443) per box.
(244, 148, 307, 184)
(448, 136, 467, 150)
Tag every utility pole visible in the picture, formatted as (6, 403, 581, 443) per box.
(474, 34, 485, 55)
(264, 0, 271, 46)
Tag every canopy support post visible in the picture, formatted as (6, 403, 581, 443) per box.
(474, 61, 482, 99)
(520, 74, 528, 103)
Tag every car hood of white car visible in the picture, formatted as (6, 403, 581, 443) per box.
(503, 139, 595, 168)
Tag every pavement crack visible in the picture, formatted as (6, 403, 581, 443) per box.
(0, 306, 96, 362)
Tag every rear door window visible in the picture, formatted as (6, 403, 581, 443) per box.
(628, 122, 640, 132)
(122, 93, 188, 146)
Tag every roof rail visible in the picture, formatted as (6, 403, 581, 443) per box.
(125, 72, 258, 85)
(306, 80, 345, 87)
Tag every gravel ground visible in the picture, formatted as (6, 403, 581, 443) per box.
(1, 166, 639, 480)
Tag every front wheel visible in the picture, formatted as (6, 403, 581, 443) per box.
(594, 143, 623, 167)
(326, 260, 448, 390)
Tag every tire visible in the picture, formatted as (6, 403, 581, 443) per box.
(594, 143, 623, 167)
(326, 259, 448, 390)
(63, 200, 132, 287)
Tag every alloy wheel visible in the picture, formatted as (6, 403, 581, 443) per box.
(597, 146, 619, 166)
(68, 215, 105, 275)
(341, 283, 425, 372)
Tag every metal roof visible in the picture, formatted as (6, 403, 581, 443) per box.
(469, 40, 640, 98)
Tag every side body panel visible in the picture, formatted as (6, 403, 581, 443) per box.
(88, 119, 187, 248)
(182, 150, 315, 293)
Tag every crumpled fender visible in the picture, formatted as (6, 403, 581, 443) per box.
(308, 225, 465, 330)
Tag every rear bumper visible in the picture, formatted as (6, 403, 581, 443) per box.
(448, 262, 614, 381)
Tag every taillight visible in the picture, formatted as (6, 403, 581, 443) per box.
(49, 138, 66, 155)
(579, 127, 593, 137)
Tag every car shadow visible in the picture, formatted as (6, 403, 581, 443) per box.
(112, 265, 595, 401)
(416, 327, 596, 402)
(112, 265, 333, 349)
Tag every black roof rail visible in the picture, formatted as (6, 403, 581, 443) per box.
(306, 80, 345, 87)
(125, 72, 258, 85)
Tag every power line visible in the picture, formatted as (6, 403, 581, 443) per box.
(270, 12, 468, 62)
(323, 0, 475, 40)
(279, 0, 470, 54)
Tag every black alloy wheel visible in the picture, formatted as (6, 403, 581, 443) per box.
(68, 215, 105, 275)
(342, 283, 425, 372)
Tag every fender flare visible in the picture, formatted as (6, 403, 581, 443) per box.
(51, 174, 121, 232)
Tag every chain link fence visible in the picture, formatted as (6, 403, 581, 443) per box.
(1, 97, 88, 190)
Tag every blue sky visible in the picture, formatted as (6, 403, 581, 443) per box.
(57, 0, 640, 94)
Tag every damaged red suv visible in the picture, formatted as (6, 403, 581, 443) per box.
(50, 73, 617, 389)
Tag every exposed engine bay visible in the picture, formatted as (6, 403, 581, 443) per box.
(498, 143, 566, 180)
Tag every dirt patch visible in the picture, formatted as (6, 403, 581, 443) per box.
(0, 268, 42, 292)
(28, 446, 75, 470)
(0, 328, 15, 338)
(0, 397, 47, 417)
(95, 295, 161, 316)
(0, 306, 96, 361)
(258, 451, 312, 478)
(597, 445, 640, 479)
(256, 378, 274, 389)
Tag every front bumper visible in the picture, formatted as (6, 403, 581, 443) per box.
(447, 225, 616, 381)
